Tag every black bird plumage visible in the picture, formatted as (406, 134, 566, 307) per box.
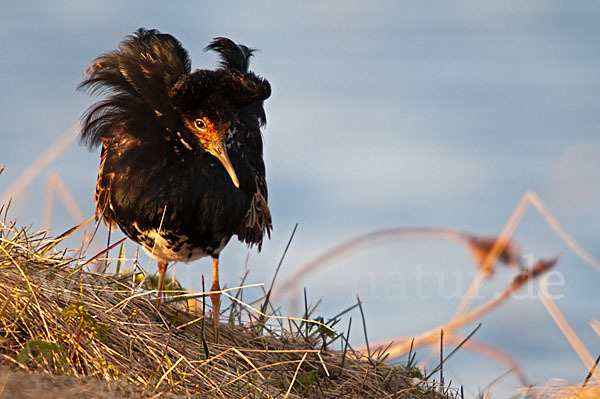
(79, 29, 272, 337)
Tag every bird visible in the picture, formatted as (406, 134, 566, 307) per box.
(78, 28, 272, 340)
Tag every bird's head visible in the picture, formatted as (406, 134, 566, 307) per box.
(170, 69, 271, 188)
(182, 115, 236, 187)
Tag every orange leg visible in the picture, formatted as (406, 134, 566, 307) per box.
(210, 257, 221, 343)
(155, 261, 168, 311)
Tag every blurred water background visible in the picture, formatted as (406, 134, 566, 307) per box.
(1, 2, 599, 397)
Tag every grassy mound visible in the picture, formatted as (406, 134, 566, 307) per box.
(0, 220, 450, 398)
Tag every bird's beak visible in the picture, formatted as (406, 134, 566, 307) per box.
(208, 141, 240, 188)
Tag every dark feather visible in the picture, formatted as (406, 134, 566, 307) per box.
(170, 69, 271, 120)
(205, 37, 255, 73)
(78, 28, 191, 149)
(203, 38, 269, 128)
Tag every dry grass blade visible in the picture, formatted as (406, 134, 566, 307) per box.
(425, 324, 481, 381)
(373, 258, 557, 358)
(317, 351, 330, 377)
(441, 333, 529, 387)
(222, 290, 335, 334)
(479, 367, 518, 396)
(580, 354, 600, 391)
(154, 355, 184, 390)
(284, 352, 308, 399)
(591, 319, 600, 338)
(67, 237, 127, 277)
(453, 190, 600, 322)
(526, 190, 600, 271)
(40, 215, 95, 253)
(452, 194, 531, 319)
(40, 173, 87, 231)
(271, 227, 520, 305)
(520, 380, 600, 399)
(0, 124, 79, 206)
(258, 223, 298, 331)
(539, 274, 600, 384)
(339, 317, 352, 377)
(357, 295, 374, 366)
(230, 347, 265, 381)
(439, 329, 443, 391)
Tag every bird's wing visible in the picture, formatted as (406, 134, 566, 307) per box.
(236, 172, 272, 250)
(94, 142, 116, 228)
(229, 104, 272, 249)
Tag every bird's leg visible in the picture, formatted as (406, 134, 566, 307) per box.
(103, 228, 111, 273)
(210, 257, 221, 343)
(155, 261, 168, 311)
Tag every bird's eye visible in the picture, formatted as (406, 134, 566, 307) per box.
(194, 119, 207, 130)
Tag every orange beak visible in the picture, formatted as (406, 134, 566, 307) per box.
(186, 118, 239, 188)
(207, 140, 240, 188)
(206, 121, 239, 188)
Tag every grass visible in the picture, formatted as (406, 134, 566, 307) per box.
(0, 212, 452, 398)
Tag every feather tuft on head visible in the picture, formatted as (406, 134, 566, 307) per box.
(205, 37, 255, 73)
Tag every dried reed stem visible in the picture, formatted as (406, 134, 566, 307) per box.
(0, 124, 79, 206)
(373, 258, 556, 359)
(538, 274, 600, 384)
